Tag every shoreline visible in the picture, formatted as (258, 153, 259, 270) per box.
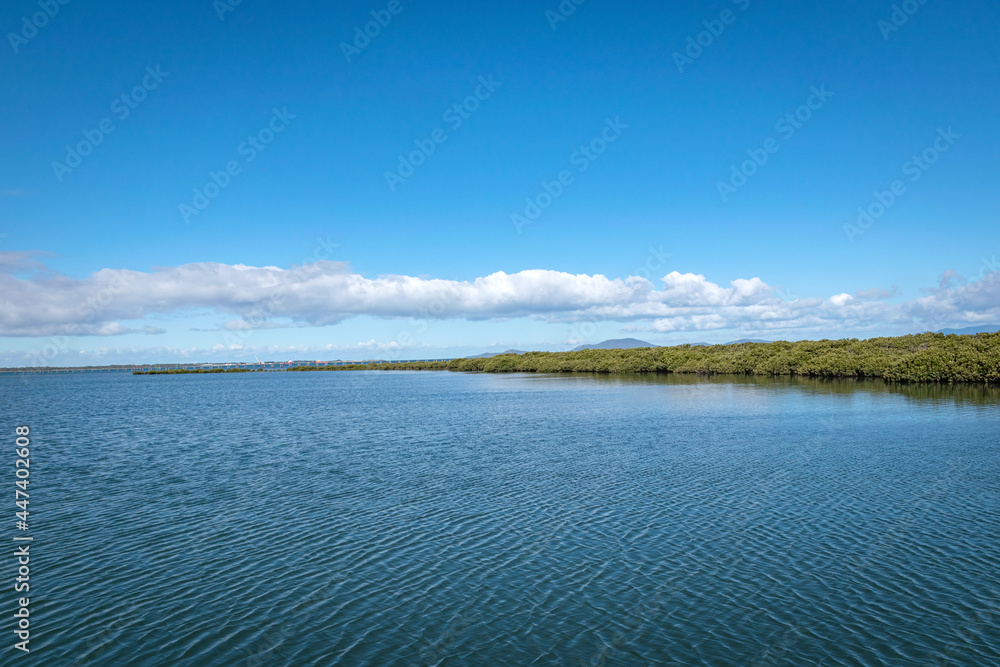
(132, 332, 1000, 384)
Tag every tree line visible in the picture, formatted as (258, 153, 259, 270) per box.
(288, 332, 1000, 383)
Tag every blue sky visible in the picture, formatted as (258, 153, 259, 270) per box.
(2, 0, 999, 365)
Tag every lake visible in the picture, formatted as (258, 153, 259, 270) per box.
(2, 371, 998, 665)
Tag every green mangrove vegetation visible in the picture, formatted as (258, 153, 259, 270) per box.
(288, 332, 1000, 383)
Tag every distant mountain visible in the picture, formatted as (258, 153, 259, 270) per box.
(572, 338, 656, 351)
(468, 349, 527, 359)
(936, 325, 1000, 336)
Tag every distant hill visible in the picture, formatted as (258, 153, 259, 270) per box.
(572, 338, 656, 351)
(468, 349, 527, 359)
(936, 325, 1000, 336)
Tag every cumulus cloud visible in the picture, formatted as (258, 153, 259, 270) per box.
(0, 251, 50, 274)
(1, 252, 998, 338)
(855, 285, 900, 301)
(921, 269, 964, 295)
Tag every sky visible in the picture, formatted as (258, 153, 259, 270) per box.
(1, 0, 999, 366)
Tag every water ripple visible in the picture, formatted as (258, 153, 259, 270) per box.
(0, 371, 998, 665)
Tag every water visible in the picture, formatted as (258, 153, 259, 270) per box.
(1, 371, 998, 666)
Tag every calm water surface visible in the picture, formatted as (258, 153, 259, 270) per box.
(1, 371, 998, 666)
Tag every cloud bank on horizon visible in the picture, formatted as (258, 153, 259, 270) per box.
(2, 252, 998, 347)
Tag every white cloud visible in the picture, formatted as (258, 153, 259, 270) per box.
(829, 293, 853, 307)
(855, 285, 899, 301)
(1, 252, 998, 339)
